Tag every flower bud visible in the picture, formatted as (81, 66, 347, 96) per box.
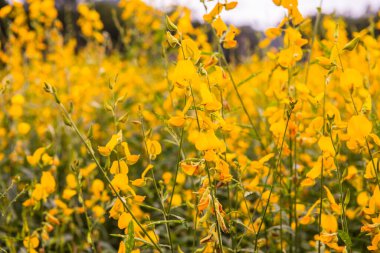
(165, 15, 177, 32)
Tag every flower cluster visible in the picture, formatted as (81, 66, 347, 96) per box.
(1, 0, 380, 252)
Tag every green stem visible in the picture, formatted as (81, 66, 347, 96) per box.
(45, 87, 163, 253)
(304, 0, 324, 84)
(167, 127, 184, 213)
(139, 112, 174, 253)
(189, 83, 224, 251)
(214, 33, 265, 150)
(254, 103, 295, 251)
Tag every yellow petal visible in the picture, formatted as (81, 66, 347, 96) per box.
(41, 171, 56, 194)
(118, 212, 132, 229)
(27, 147, 46, 166)
(340, 68, 363, 90)
(347, 115, 372, 141)
(111, 174, 129, 192)
(365, 158, 378, 179)
(357, 191, 369, 207)
(318, 136, 335, 156)
(321, 213, 338, 233)
(212, 17, 227, 37)
(110, 160, 129, 175)
(225, 1, 238, 10)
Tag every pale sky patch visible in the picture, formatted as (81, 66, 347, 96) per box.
(144, 0, 380, 30)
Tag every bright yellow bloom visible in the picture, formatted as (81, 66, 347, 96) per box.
(98, 131, 122, 156)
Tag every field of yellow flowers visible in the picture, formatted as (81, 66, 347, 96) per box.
(1, 0, 380, 252)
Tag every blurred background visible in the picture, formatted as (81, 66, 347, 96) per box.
(1, 0, 380, 58)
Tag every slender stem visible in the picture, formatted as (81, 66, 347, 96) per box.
(293, 133, 298, 253)
(350, 91, 380, 192)
(45, 89, 163, 252)
(189, 83, 224, 251)
(254, 104, 295, 251)
(318, 76, 327, 253)
(139, 112, 174, 253)
(73, 168, 97, 252)
(304, 0, 323, 84)
(288, 137, 293, 253)
(167, 127, 184, 212)
(328, 122, 351, 251)
(214, 34, 265, 150)
(219, 88, 236, 248)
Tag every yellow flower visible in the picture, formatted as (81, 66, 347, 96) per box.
(347, 115, 372, 149)
(172, 59, 197, 88)
(203, 3, 224, 23)
(66, 174, 77, 189)
(62, 189, 77, 200)
(321, 213, 338, 233)
(195, 130, 225, 152)
(340, 68, 363, 91)
(91, 179, 105, 195)
(121, 142, 140, 165)
(180, 159, 204, 176)
(168, 97, 193, 127)
(23, 233, 39, 252)
(17, 122, 31, 135)
(171, 194, 182, 207)
(225, 1, 238, 10)
(200, 82, 222, 111)
(118, 212, 132, 229)
(98, 131, 122, 156)
(223, 25, 240, 49)
(357, 191, 370, 207)
(278, 46, 303, 68)
(31, 184, 47, 201)
(365, 158, 379, 179)
(212, 17, 227, 37)
(168, 113, 186, 127)
(0, 5, 12, 18)
(118, 241, 126, 253)
(27, 147, 46, 166)
(318, 136, 335, 156)
(41, 171, 56, 195)
(109, 198, 124, 219)
(110, 160, 129, 174)
(146, 139, 162, 160)
(131, 164, 153, 187)
(323, 186, 341, 214)
(111, 173, 129, 192)
(181, 38, 201, 63)
(198, 189, 211, 211)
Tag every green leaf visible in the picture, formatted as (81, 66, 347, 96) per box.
(338, 230, 352, 247)
(126, 221, 135, 253)
(146, 219, 185, 227)
(237, 72, 262, 87)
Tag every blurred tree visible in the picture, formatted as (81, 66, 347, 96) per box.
(0, 0, 8, 49)
(59, 0, 77, 41)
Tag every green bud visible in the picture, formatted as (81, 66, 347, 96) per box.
(343, 37, 360, 51)
(62, 114, 72, 127)
(166, 31, 180, 48)
(118, 112, 129, 123)
(86, 124, 93, 139)
(104, 101, 113, 112)
(165, 15, 178, 32)
(344, 189, 350, 206)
